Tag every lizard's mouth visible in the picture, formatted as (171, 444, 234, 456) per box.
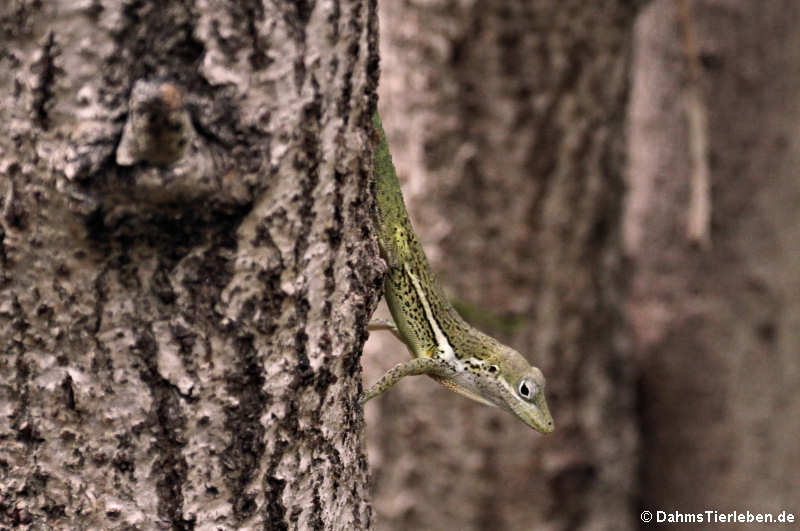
(508, 399, 554, 434)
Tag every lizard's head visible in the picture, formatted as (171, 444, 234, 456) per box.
(503, 364, 554, 434)
(483, 346, 554, 434)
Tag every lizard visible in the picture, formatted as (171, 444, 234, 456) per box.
(362, 113, 554, 434)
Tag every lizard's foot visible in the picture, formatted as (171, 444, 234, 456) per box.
(360, 356, 448, 405)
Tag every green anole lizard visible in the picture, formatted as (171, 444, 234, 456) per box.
(363, 113, 554, 434)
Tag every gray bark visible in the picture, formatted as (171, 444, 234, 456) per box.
(0, 1, 379, 529)
(628, 0, 800, 524)
(365, 1, 640, 529)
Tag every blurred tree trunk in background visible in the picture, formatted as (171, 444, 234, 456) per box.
(365, 1, 640, 529)
(0, 1, 379, 529)
(628, 0, 800, 523)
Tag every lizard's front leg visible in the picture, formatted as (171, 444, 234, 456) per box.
(360, 356, 450, 405)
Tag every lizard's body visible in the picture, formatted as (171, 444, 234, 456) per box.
(364, 114, 554, 433)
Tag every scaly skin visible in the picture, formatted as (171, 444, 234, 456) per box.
(364, 113, 554, 434)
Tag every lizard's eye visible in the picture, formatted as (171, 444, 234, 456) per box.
(518, 379, 536, 400)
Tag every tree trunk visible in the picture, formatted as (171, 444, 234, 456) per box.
(628, 0, 800, 524)
(0, 1, 379, 529)
(365, 1, 640, 529)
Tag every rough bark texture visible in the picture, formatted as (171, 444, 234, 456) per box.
(365, 1, 640, 529)
(628, 0, 800, 524)
(0, 1, 379, 529)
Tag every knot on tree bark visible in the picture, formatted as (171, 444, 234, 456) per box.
(63, 79, 260, 248)
(102, 78, 254, 209)
(116, 80, 194, 167)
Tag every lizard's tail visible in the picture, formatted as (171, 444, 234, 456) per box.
(372, 113, 414, 266)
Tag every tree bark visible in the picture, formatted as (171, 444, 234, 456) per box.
(628, 0, 800, 523)
(0, 1, 379, 529)
(365, 1, 640, 529)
